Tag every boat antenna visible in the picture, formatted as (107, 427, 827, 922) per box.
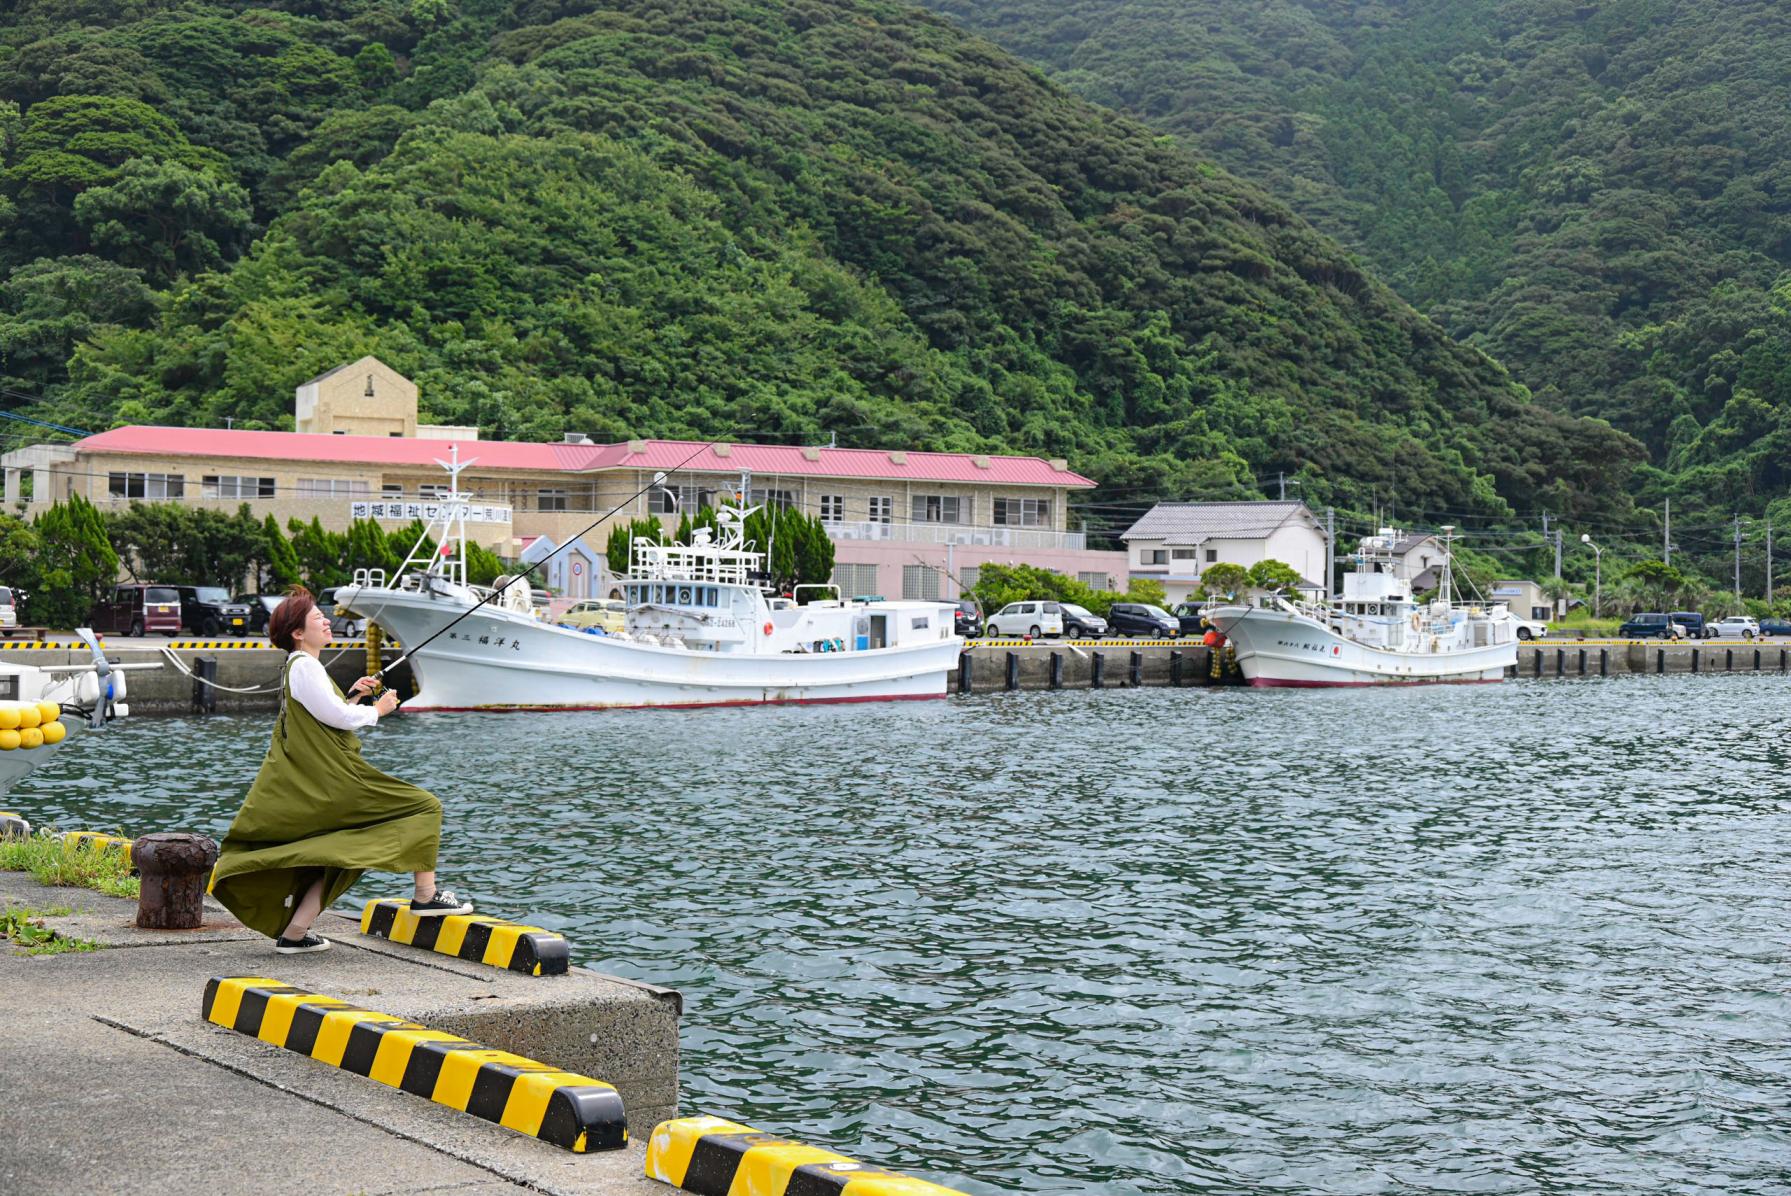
(370, 436, 736, 683)
(1439, 525, 1455, 607)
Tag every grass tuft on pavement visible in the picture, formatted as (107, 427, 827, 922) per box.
(0, 832, 139, 899)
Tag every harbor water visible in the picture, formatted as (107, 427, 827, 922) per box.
(12, 675, 1791, 1194)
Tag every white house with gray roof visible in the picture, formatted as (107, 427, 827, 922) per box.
(1122, 501, 1328, 603)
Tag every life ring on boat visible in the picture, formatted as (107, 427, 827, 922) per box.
(1410, 612, 1422, 631)
(763, 622, 774, 636)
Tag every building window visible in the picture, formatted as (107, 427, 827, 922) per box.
(1205, 549, 1218, 563)
(297, 478, 370, 497)
(201, 475, 275, 499)
(419, 483, 447, 500)
(382, 483, 403, 497)
(108, 472, 185, 499)
(1171, 548, 1196, 561)
(748, 488, 794, 510)
(656, 485, 717, 514)
(993, 497, 1050, 527)
(867, 496, 893, 524)
(902, 564, 941, 600)
(538, 488, 568, 512)
(1144, 549, 1167, 565)
(959, 566, 981, 591)
(1077, 571, 1109, 590)
(819, 495, 845, 522)
(912, 494, 963, 524)
(832, 562, 880, 596)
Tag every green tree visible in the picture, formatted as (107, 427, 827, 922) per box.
(345, 518, 398, 577)
(73, 159, 253, 285)
(287, 517, 348, 590)
(1246, 559, 1304, 594)
(0, 255, 155, 389)
(31, 494, 117, 628)
(263, 513, 301, 589)
(1198, 562, 1251, 600)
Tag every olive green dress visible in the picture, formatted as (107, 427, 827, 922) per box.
(212, 655, 442, 939)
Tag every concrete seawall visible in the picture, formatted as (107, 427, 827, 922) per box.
(6, 638, 1785, 712)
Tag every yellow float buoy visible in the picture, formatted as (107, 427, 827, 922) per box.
(18, 726, 42, 749)
(0, 728, 19, 751)
(36, 701, 58, 724)
(40, 721, 66, 745)
(0, 705, 18, 731)
(16, 704, 40, 730)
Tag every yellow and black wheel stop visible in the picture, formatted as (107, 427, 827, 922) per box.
(359, 899, 571, 976)
(63, 831, 135, 870)
(646, 1115, 970, 1195)
(202, 976, 627, 1151)
(0, 811, 30, 839)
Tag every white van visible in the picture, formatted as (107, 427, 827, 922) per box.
(985, 600, 1064, 638)
(0, 585, 16, 627)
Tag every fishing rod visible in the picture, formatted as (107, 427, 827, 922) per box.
(365, 436, 736, 686)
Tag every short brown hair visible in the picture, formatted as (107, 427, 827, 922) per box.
(268, 586, 316, 653)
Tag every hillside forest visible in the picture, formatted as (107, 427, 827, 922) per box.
(924, 0, 1791, 600)
(3, 0, 1786, 603)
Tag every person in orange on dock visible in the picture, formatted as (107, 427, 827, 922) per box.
(210, 587, 473, 955)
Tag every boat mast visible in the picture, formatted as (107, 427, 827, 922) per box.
(1439, 525, 1455, 608)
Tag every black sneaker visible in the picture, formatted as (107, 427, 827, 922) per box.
(408, 889, 473, 917)
(274, 932, 331, 954)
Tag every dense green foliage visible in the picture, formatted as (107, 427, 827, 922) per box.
(970, 561, 1164, 619)
(0, 0, 1642, 539)
(927, 0, 1791, 588)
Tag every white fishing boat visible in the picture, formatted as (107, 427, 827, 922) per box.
(1207, 527, 1519, 687)
(1, 629, 155, 796)
(333, 451, 962, 712)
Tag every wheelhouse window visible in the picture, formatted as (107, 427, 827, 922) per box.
(108, 472, 185, 499)
(912, 494, 964, 524)
(867, 496, 893, 524)
(201, 474, 275, 499)
(819, 495, 845, 522)
(993, 497, 1050, 527)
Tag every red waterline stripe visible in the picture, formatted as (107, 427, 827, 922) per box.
(1247, 676, 1506, 688)
(403, 692, 949, 713)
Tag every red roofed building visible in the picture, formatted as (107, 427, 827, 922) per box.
(4, 359, 1125, 600)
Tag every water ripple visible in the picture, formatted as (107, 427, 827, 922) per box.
(13, 675, 1791, 1193)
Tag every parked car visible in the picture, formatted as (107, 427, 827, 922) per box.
(1059, 602, 1108, 640)
(560, 598, 627, 634)
(316, 587, 366, 639)
(231, 592, 285, 634)
(953, 597, 984, 639)
(89, 583, 183, 637)
(0, 585, 16, 628)
(175, 586, 254, 636)
(1108, 602, 1181, 638)
(985, 600, 1064, 638)
(1617, 612, 1682, 640)
(1760, 617, 1791, 637)
(1171, 601, 1207, 636)
(1510, 615, 1548, 641)
(1708, 615, 1761, 640)
(1669, 610, 1709, 639)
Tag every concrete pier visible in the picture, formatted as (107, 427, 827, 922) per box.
(0, 870, 677, 1194)
(1513, 640, 1791, 678)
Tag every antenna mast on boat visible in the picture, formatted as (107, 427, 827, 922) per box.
(1439, 525, 1455, 608)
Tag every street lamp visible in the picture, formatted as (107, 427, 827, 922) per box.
(1581, 533, 1601, 619)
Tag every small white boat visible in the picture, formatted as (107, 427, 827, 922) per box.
(1208, 527, 1519, 687)
(1, 630, 154, 795)
(335, 452, 962, 712)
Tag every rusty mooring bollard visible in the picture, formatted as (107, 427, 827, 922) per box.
(132, 832, 219, 929)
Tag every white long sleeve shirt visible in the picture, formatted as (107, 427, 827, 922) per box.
(287, 652, 377, 731)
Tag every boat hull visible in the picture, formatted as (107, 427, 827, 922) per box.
(1211, 606, 1516, 687)
(338, 587, 961, 712)
(0, 720, 81, 795)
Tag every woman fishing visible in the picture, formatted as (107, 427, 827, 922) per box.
(212, 587, 472, 954)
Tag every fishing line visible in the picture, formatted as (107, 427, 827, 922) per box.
(367, 435, 737, 684)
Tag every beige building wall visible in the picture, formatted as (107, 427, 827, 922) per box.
(294, 356, 419, 437)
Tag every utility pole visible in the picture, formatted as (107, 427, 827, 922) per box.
(1554, 528, 1562, 579)
(1768, 519, 1774, 603)
(1664, 498, 1671, 566)
(1731, 511, 1742, 599)
(1278, 471, 1286, 501)
(1325, 507, 1335, 599)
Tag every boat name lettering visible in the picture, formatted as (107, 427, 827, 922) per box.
(445, 630, 522, 650)
(1274, 639, 1328, 653)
